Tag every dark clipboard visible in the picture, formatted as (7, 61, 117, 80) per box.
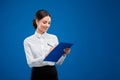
(44, 42, 73, 62)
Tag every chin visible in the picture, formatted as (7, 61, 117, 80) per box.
(44, 30, 48, 32)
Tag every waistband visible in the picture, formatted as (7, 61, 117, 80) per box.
(32, 65, 55, 69)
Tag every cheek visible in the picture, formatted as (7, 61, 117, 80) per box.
(41, 23, 46, 26)
(38, 22, 42, 26)
(38, 25, 41, 29)
(37, 22, 43, 28)
(38, 25, 44, 30)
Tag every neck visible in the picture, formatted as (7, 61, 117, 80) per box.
(36, 29, 45, 34)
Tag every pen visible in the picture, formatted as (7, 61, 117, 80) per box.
(47, 43, 53, 47)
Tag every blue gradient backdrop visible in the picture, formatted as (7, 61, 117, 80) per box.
(0, 0, 120, 80)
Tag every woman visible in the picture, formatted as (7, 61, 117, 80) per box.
(23, 9, 70, 80)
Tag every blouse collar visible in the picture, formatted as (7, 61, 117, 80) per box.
(34, 31, 47, 39)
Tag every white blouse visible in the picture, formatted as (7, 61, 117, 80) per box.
(23, 32, 66, 68)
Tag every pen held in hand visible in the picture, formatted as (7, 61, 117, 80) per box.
(47, 43, 53, 47)
(46, 43, 55, 57)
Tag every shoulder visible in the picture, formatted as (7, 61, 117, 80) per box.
(23, 34, 35, 44)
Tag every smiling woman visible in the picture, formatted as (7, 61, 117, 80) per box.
(23, 9, 71, 80)
(32, 10, 51, 34)
(36, 16, 51, 34)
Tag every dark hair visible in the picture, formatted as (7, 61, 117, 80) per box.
(32, 10, 51, 29)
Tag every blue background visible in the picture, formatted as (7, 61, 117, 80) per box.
(0, 0, 120, 80)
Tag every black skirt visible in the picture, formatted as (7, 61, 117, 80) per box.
(31, 65, 58, 80)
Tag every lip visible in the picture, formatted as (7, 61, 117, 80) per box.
(43, 28, 48, 31)
(44, 27, 49, 30)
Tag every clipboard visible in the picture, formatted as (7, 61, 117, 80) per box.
(44, 42, 73, 62)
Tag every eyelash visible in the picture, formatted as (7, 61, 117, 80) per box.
(43, 22, 50, 24)
(43, 22, 46, 24)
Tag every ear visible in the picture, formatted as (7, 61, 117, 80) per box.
(35, 19, 39, 25)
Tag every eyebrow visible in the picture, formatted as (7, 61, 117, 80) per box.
(43, 20, 51, 23)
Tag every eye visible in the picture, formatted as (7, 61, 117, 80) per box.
(43, 21, 47, 24)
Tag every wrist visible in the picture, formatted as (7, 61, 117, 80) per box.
(63, 53, 67, 57)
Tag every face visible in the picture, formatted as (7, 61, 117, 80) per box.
(36, 16, 51, 34)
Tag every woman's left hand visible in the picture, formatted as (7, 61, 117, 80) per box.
(63, 48, 71, 56)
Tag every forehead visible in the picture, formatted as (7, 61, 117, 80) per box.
(41, 16, 51, 21)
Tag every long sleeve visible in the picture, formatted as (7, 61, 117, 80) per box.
(24, 40, 44, 67)
(56, 55, 66, 65)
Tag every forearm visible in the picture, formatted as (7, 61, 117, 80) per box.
(56, 55, 66, 65)
(26, 55, 45, 67)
